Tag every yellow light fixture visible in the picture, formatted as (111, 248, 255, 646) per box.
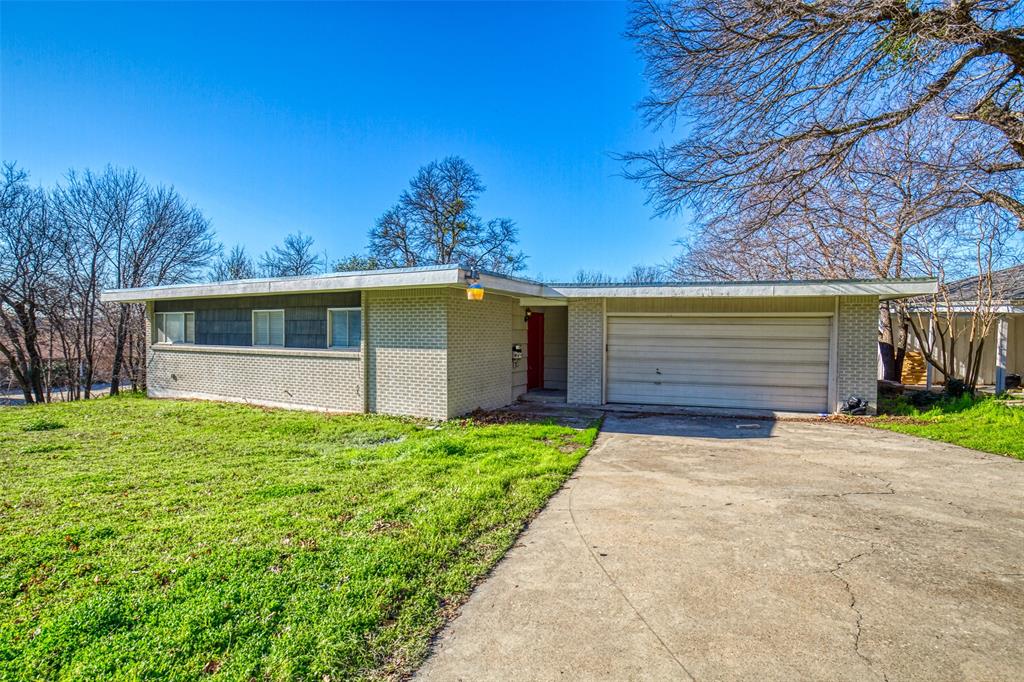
(466, 283, 485, 301)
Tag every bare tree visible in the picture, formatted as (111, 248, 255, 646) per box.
(260, 232, 324, 277)
(369, 157, 527, 274)
(106, 180, 217, 394)
(210, 244, 257, 281)
(49, 169, 113, 400)
(903, 212, 1016, 391)
(0, 164, 54, 403)
(625, 264, 665, 284)
(625, 0, 1024, 228)
(572, 270, 615, 285)
(570, 264, 665, 284)
(333, 253, 381, 272)
(667, 119, 1017, 381)
(0, 164, 217, 402)
(49, 168, 216, 398)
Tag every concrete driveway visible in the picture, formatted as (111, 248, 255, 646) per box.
(417, 414, 1024, 681)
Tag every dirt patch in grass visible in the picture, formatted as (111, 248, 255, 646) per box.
(368, 519, 412, 535)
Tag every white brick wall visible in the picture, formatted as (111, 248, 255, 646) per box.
(365, 288, 448, 420)
(838, 296, 879, 414)
(446, 290, 521, 416)
(148, 346, 362, 412)
(566, 298, 604, 405)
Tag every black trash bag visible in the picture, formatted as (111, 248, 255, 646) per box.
(840, 396, 870, 416)
(944, 379, 968, 398)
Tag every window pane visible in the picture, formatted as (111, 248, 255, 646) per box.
(329, 310, 360, 348)
(254, 311, 269, 345)
(330, 310, 348, 347)
(165, 313, 184, 343)
(269, 311, 284, 346)
(185, 313, 195, 344)
(348, 311, 361, 347)
(156, 313, 166, 343)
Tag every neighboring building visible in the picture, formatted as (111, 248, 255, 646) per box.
(899, 265, 1024, 392)
(100, 265, 935, 418)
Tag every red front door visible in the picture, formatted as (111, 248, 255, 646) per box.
(527, 313, 545, 390)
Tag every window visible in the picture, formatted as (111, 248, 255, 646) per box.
(328, 308, 361, 349)
(252, 309, 285, 347)
(155, 312, 195, 344)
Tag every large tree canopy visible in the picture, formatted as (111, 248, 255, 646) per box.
(625, 0, 1023, 228)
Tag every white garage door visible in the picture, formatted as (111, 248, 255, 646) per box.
(606, 316, 832, 413)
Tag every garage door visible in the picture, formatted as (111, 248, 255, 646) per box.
(606, 316, 832, 412)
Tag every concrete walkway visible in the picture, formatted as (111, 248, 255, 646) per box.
(417, 414, 1024, 681)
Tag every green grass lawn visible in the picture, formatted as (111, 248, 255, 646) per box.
(872, 394, 1024, 460)
(0, 395, 598, 681)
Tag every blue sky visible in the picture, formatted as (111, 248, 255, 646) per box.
(1, 1, 687, 281)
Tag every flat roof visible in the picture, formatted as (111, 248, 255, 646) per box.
(100, 265, 938, 303)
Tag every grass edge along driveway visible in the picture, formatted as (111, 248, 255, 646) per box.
(870, 394, 1023, 461)
(0, 395, 599, 681)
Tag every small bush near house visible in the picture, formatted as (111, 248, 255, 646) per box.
(873, 394, 1023, 460)
(0, 395, 599, 680)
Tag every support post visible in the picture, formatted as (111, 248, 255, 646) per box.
(925, 317, 934, 390)
(995, 316, 1008, 394)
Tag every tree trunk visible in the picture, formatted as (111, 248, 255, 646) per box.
(109, 303, 128, 396)
(878, 306, 903, 382)
(878, 341, 899, 382)
(893, 313, 910, 380)
(894, 342, 906, 381)
(13, 302, 46, 403)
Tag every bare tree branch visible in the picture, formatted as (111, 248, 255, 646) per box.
(624, 0, 1024, 228)
(367, 157, 527, 274)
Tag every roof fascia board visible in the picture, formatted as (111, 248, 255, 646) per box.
(101, 268, 937, 304)
(101, 268, 464, 303)
(549, 280, 937, 299)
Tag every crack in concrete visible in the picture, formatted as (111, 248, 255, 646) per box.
(917, 495, 975, 517)
(827, 549, 888, 682)
(805, 476, 895, 500)
(567, 478, 698, 682)
(792, 455, 903, 494)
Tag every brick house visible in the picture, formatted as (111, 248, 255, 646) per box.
(101, 265, 935, 418)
